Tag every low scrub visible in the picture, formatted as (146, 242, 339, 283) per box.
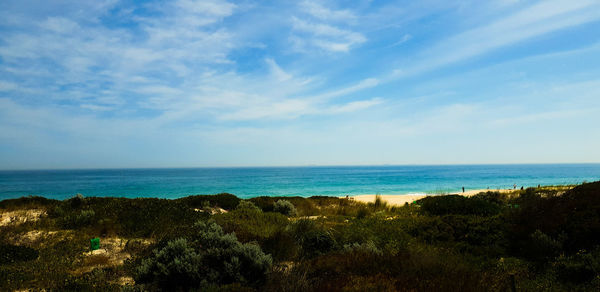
(136, 220, 272, 290)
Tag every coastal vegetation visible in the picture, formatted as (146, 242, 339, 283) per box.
(0, 183, 599, 291)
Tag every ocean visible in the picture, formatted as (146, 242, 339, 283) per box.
(0, 164, 599, 200)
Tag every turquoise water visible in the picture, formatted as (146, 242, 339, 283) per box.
(0, 164, 599, 200)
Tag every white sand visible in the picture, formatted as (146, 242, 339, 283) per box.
(342, 189, 517, 206)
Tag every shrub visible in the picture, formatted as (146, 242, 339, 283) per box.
(176, 193, 241, 210)
(57, 209, 96, 229)
(0, 196, 57, 210)
(526, 230, 562, 261)
(136, 238, 204, 288)
(417, 195, 501, 216)
(356, 206, 371, 219)
(273, 200, 297, 216)
(300, 229, 336, 258)
(343, 241, 382, 256)
(285, 219, 335, 258)
(554, 247, 600, 283)
(136, 220, 272, 289)
(214, 208, 288, 243)
(236, 200, 261, 211)
(68, 193, 86, 208)
(76, 209, 96, 226)
(0, 244, 39, 265)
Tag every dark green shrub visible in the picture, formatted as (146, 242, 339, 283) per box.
(214, 208, 288, 243)
(343, 241, 382, 255)
(473, 191, 506, 204)
(0, 196, 57, 210)
(250, 196, 318, 215)
(527, 230, 562, 261)
(0, 244, 39, 265)
(176, 193, 240, 210)
(554, 247, 600, 283)
(136, 238, 204, 288)
(508, 181, 600, 256)
(68, 193, 86, 208)
(273, 200, 297, 216)
(356, 206, 371, 219)
(262, 229, 299, 261)
(418, 195, 501, 216)
(300, 229, 336, 258)
(406, 217, 454, 243)
(285, 218, 335, 258)
(236, 200, 261, 211)
(136, 220, 272, 289)
(57, 209, 96, 229)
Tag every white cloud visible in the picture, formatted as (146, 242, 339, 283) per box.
(290, 2, 366, 53)
(329, 98, 383, 113)
(299, 1, 356, 22)
(265, 58, 292, 81)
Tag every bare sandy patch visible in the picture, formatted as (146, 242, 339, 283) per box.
(344, 189, 518, 206)
(75, 237, 153, 274)
(0, 209, 46, 226)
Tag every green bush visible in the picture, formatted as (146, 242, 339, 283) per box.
(285, 218, 336, 258)
(300, 229, 336, 258)
(236, 200, 261, 211)
(273, 199, 297, 216)
(214, 208, 288, 243)
(343, 241, 382, 256)
(57, 209, 96, 229)
(136, 220, 272, 289)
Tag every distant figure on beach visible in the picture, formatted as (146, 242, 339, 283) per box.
(520, 186, 524, 190)
(538, 184, 540, 188)
(513, 184, 517, 190)
(462, 187, 464, 193)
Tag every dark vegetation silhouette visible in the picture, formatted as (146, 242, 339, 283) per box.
(0, 182, 599, 290)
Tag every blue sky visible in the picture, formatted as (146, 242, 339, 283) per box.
(0, 0, 599, 169)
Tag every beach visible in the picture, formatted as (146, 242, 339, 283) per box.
(344, 189, 518, 206)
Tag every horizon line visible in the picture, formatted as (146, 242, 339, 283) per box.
(1, 162, 600, 172)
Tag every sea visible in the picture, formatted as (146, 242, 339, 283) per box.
(0, 164, 599, 201)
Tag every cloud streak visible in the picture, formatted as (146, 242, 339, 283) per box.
(0, 0, 599, 167)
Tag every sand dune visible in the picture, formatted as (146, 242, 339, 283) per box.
(343, 189, 517, 206)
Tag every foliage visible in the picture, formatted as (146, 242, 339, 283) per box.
(343, 241, 382, 256)
(0, 244, 39, 265)
(175, 193, 240, 210)
(273, 199, 297, 216)
(136, 220, 272, 290)
(0, 196, 57, 210)
(2, 182, 600, 290)
(214, 208, 288, 243)
(417, 194, 502, 216)
(554, 247, 600, 284)
(507, 181, 600, 257)
(236, 200, 261, 211)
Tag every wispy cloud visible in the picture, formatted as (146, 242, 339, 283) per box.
(400, 0, 600, 76)
(0, 0, 599, 167)
(289, 1, 365, 53)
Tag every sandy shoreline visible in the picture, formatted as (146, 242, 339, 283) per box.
(342, 189, 517, 206)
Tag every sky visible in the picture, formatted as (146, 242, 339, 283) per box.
(0, 0, 599, 169)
